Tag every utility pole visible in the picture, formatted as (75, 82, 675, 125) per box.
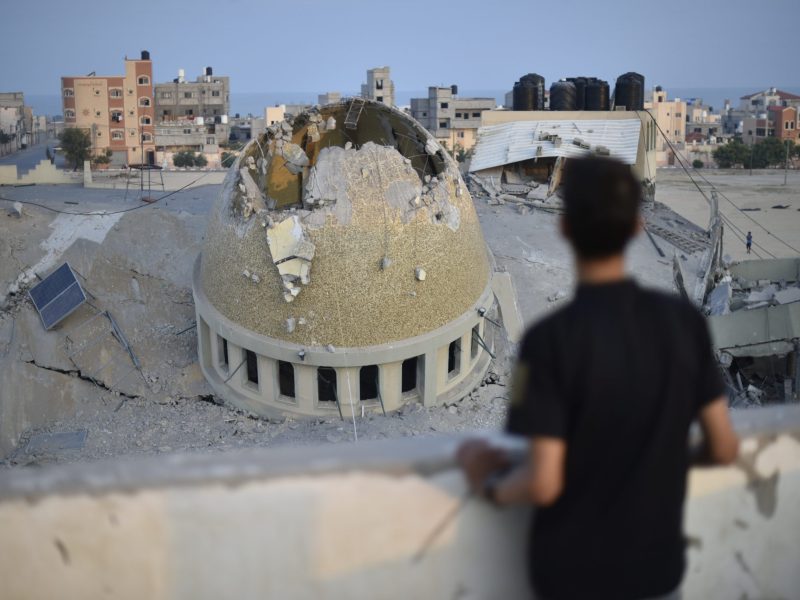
(784, 139, 790, 186)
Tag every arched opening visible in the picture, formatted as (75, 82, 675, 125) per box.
(278, 361, 295, 399)
(317, 367, 337, 403)
(402, 357, 418, 394)
(359, 365, 379, 401)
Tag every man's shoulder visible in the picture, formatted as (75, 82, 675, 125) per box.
(520, 302, 574, 351)
(635, 285, 705, 328)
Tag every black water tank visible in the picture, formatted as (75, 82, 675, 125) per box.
(614, 72, 645, 110)
(451, 84, 458, 96)
(513, 73, 545, 110)
(585, 79, 610, 110)
(141, 50, 150, 60)
(550, 81, 577, 111)
(206, 66, 213, 76)
(566, 77, 588, 110)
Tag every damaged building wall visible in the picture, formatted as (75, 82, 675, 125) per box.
(199, 101, 490, 348)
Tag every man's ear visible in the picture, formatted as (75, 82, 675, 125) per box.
(559, 215, 570, 241)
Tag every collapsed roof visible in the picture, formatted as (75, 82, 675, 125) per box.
(198, 99, 491, 348)
(469, 118, 642, 173)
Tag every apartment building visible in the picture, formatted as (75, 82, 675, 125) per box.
(318, 92, 342, 105)
(410, 86, 495, 151)
(154, 67, 230, 122)
(644, 86, 686, 166)
(361, 67, 394, 107)
(742, 106, 799, 145)
(61, 51, 155, 165)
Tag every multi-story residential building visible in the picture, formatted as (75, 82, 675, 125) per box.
(154, 120, 220, 165)
(742, 106, 799, 145)
(154, 67, 230, 122)
(361, 67, 394, 106)
(410, 86, 495, 151)
(722, 88, 800, 135)
(0, 92, 27, 153)
(318, 92, 341, 106)
(61, 51, 155, 165)
(644, 86, 686, 166)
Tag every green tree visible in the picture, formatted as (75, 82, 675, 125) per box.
(713, 139, 750, 168)
(172, 150, 207, 168)
(221, 151, 237, 167)
(692, 159, 704, 169)
(59, 128, 92, 169)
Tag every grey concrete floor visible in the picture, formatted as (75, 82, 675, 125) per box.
(0, 138, 65, 174)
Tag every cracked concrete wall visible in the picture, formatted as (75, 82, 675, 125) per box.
(199, 101, 490, 348)
(0, 406, 797, 600)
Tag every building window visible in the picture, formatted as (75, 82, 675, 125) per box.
(63, 88, 74, 97)
(64, 109, 75, 119)
(112, 130, 124, 140)
(137, 76, 150, 85)
(245, 350, 259, 387)
(111, 111, 123, 122)
(206, 137, 215, 144)
(422, 112, 427, 117)
(163, 110, 171, 117)
(184, 92, 194, 99)
(278, 361, 296, 399)
(183, 128, 192, 134)
(317, 367, 337, 403)
(401, 357, 419, 394)
(439, 121, 448, 128)
(218, 336, 229, 370)
(376, 79, 384, 90)
(141, 132, 153, 142)
(376, 96, 384, 103)
(457, 131, 465, 139)
(185, 109, 194, 116)
(211, 90, 220, 97)
(455, 112, 463, 118)
(359, 365, 379, 401)
(472, 112, 480, 118)
(448, 339, 461, 377)
(441, 102, 449, 109)
(140, 116, 151, 125)
(139, 97, 151, 107)
(160, 91, 172, 99)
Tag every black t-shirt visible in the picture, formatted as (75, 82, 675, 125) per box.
(506, 279, 725, 600)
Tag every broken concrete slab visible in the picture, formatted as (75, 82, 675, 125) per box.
(705, 281, 732, 316)
(774, 287, 800, 306)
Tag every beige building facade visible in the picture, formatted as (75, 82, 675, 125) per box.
(411, 86, 495, 153)
(644, 87, 686, 166)
(61, 51, 155, 165)
(361, 67, 395, 106)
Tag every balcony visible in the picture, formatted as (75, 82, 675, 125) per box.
(0, 405, 797, 598)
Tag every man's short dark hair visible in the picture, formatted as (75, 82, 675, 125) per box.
(561, 156, 642, 259)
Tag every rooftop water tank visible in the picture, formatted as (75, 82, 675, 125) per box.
(550, 80, 577, 111)
(513, 73, 545, 111)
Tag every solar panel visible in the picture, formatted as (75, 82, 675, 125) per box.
(28, 263, 87, 330)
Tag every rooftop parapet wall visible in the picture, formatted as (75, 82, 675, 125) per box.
(1, 406, 798, 599)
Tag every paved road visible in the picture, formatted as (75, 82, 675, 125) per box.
(0, 138, 64, 175)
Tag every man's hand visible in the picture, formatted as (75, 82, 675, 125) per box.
(456, 438, 510, 495)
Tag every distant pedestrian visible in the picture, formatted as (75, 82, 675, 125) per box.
(746, 231, 753, 254)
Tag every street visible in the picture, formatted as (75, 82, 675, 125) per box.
(0, 137, 64, 175)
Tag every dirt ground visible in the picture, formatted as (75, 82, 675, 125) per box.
(1, 167, 796, 468)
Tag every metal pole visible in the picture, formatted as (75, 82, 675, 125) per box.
(784, 140, 789, 186)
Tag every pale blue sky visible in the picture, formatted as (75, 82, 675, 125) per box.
(1, 0, 796, 95)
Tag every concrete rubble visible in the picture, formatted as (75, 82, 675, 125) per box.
(705, 257, 800, 405)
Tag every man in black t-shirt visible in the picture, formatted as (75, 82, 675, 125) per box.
(458, 157, 739, 600)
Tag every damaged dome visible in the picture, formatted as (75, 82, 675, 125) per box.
(199, 99, 490, 348)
